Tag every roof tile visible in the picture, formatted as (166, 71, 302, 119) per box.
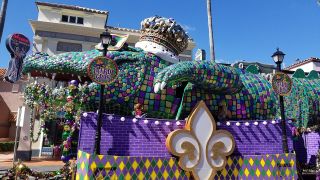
(8, 112, 17, 122)
(0, 68, 6, 79)
(36, 1, 108, 15)
(285, 57, 320, 70)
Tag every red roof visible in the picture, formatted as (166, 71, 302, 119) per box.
(0, 68, 28, 81)
(0, 68, 6, 79)
(285, 57, 320, 70)
(8, 112, 17, 122)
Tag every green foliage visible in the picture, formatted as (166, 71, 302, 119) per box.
(24, 81, 95, 122)
(1, 160, 76, 179)
(24, 81, 93, 162)
(0, 141, 14, 152)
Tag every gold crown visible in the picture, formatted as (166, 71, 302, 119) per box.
(140, 16, 189, 55)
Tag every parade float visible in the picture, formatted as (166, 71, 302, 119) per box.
(18, 15, 320, 179)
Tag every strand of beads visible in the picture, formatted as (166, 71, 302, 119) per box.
(61, 80, 80, 163)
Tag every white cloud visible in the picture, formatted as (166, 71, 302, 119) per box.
(215, 59, 225, 63)
(215, 59, 231, 64)
(181, 24, 196, 32)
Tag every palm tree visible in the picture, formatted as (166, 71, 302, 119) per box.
(207, 0, 215, 61)
(0, 0, 8, 43)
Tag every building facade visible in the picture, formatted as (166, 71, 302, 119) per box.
(285, 57, 320, 72)
(0, 69, 26, 139)
(19, 1, 196, 159)
(195, 49, 206, 60)
(31, 2, 195, 61)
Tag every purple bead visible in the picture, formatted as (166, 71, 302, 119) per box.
(61, 155, 66, 161)
(69, 80, 78, 86)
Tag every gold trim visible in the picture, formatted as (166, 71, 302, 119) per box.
(107, 34, 129, 51)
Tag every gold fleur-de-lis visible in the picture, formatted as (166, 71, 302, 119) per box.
(166, 101, 235, 180)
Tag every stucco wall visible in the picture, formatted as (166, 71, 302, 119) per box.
(0, 80, 25, 138)
(38, 8, 60, 23)
(37, 6, 107, 29)
(289, 62, 316, 73)
(9, 122, 16, 139)
(0, 95, 10, 138)
(41, 36, 97, 55)
(0, 81, 24, 112)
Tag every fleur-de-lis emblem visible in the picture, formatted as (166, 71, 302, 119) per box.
(166, 101, 235, 180)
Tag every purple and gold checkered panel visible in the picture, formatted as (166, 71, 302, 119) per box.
(76, 150, 191, 180)
(76, 151, 297, 180)
(76, 150, 91, 179)
(214, 154, 297, 179)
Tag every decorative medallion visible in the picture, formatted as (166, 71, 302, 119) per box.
(166, 101, 235, 180)
(87, 56, 119, 85)
(272, 72, 292, 96)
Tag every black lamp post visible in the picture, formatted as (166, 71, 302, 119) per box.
(271, 48, 289, 153)
(94, 30, 112, 155)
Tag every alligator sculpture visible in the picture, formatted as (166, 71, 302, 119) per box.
(22, 16, 320, 127)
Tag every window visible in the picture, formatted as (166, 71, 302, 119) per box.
(61, 15, 68, 22)
(77, 17, 84, 24)
(12, 84, 19, 93)
(69, 16, 76, 23)
(61, 15, 84, 25)
(57, 42, 82, 52)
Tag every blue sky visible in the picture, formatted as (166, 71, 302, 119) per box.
(0, 0, 319, 68)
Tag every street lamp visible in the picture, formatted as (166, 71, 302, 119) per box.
(100, 31, 112, 54)
(271, 48, 289, 153)
(94, 30, 112, 155)
(272, 48, 285, 69)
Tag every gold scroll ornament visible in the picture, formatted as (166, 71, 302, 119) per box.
(166, 101, 235, 180)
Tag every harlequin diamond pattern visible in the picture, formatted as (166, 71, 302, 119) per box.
(76, 150, 297, 180)
(214, 153, 297, 179)
(76, 150, 190, 179)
